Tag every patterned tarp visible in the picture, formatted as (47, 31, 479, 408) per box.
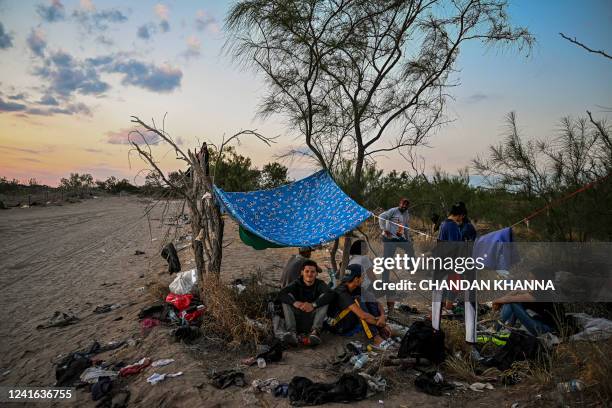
(213, 170, 372, 247)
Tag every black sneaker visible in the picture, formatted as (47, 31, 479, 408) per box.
(308, 330, 321, 346)
(283, 332, 298, 347)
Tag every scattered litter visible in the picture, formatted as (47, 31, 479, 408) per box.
(166, 293, 193, 311)
(169, 269, 198, 295)
(119, 358, 151, 377)
(358, 373, 387, 395)
(93, 304, 120, 314)
(511, 403, 519, 408)
(414, 372, 455, 396)
(557, 379, 585, 393)
(91, 376, 113, 401)
(469, 382, 494, 392)
(147, 371, 183, 384)
(134, 250, 146, 255)
(135, 287, 145, 294)
(274, 383, 289, 398)
(79, 367, 118, 384)
(450, 381, 468, 390)
(151, 359, 175, 368)
(289, 374, 368, 405)
(252, 377, 279, 393)
(37, 311, 79, 329)
(209, 369, 245, 389)
(2, 370, 10, 376)
(257, 358, 266, 368)
(151, 238, 157, 241)
(568, 313, 612, 342)
(140, 318, 161, 335)
(538, 332, 561, 348)
(161, 243, 181, 273)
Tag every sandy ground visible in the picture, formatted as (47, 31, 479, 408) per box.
(0, 197, 541, 407)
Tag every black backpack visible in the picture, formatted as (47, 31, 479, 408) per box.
(397, 321, 446, 364)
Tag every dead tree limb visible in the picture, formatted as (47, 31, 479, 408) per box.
(560, 32, 612, 60)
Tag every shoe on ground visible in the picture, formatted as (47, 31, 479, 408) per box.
(308, 330, 321, 346)
(283, 332, 298, 347)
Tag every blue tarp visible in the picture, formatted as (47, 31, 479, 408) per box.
(213, 170, 372, 247)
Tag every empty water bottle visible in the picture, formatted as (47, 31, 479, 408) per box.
(257, 358, 266, 368)
(557, 379, 584, 393)
(353, 354, 369, 369)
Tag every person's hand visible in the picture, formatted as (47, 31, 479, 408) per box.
(492, 301, 502, 311)
(383, 230, 392, 238)
(376, 315, 386, 327)
(395, 230, 403, 237)
(293, 301, 304, 309)
(301, 302, 314, 313)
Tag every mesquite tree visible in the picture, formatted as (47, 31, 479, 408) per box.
(226, 0, 533, 271)
(130, 116, 274, 285)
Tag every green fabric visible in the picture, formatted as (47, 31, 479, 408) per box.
(239, 226, 286, 250)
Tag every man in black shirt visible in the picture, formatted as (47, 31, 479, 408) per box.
(327, 264, 391, 346)
(277, 260, 333, 346)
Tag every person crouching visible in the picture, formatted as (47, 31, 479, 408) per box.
(277, 259, 332, 346)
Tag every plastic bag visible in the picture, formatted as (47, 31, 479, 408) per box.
(165, 293, 193, 311)
(169, 269, 198, 295)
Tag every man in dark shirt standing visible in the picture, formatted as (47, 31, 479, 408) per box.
(277, 259, 332, 346)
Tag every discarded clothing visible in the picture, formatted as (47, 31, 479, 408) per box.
(483, 331, 541, 371)
(255, 338, 283, 363)
(80, 367, 119, 384)
(414, 371, 454, 396)
(288, 374, 368, 406)
(172, 326, 201, 343)
(209, 369, 245, 389)
(469, 382, 494, 392)
(161, 243, 181, 273)
(165, 293, 193, 311)
(146, 372, 183, 384)
(56, 353, 92, 386)
(151, 359, 175, 368)
(91, 377, 113, 401)
(140, 318, 161, 335)
(358, 373, 387, 395)
(37, 311, 79, 329)
(252, 378, 280, 393)
(568, 313, 612, 342)
(94, 304, 120, 314)
(397, 321, 446, 364)
(119, 358, 151, 377)
(85, 340, 126, 355)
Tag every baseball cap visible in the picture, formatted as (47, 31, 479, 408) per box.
(341, 264, 363, 282)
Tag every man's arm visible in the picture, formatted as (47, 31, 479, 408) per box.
(378, 208, 393, 233)
(492, 291, 535, 310)
(348, 303, 378, 325)
(277, 282, 299, 305)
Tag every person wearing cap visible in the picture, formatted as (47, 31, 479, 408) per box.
(378, 198, 415, 313)
(326, 264, 391, 346)
(279, 246, 312, 288)
(277, 259, 333, 346)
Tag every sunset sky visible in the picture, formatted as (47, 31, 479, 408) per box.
(0, 0, 611, 186)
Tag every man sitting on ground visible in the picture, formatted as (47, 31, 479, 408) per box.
(279, 247, 312, 288)
(277, 259, 332, 346)
(327, 264, 392, 346)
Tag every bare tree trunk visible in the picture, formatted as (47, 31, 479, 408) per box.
(338, 234, 352, 280)
(329, 238, 339, 272)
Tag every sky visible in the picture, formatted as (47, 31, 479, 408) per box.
(0, 0, 611, 186)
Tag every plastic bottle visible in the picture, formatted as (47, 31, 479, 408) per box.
(557, 379, 584, 393)
(353, 354, 369, 369)
(257, 358, 266, 368)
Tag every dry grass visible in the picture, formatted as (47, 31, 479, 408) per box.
(441, 319, 472, 355)
(199, 272, 271, 349)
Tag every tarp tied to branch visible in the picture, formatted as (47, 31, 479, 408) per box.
(213, 170, 371, 249)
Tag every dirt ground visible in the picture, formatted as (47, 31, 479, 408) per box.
(0, 197, 549, 407)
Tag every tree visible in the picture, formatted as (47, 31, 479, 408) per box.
(473, 112, 612, 241)
(129, 115, 275, 289)
(226, 0, 534, 201)
(212, 146, 261, 191)
(258, 162, 291, 189)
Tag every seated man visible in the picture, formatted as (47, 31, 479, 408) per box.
(277, 259, 332, 346)
(327, 264, 391, 346)
(279, 247, 312, 288)
(493, 292, 564, 336)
